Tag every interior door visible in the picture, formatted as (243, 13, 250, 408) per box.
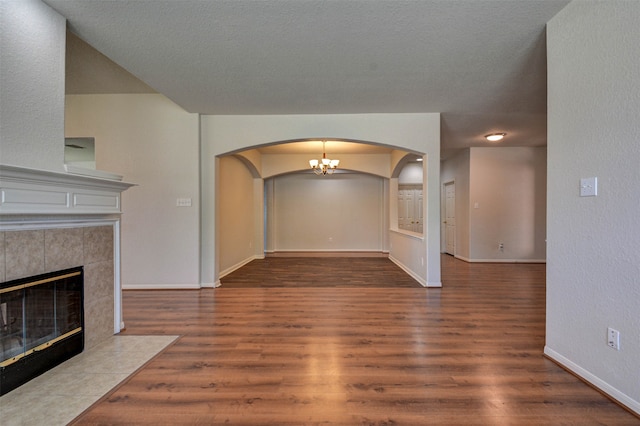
(444, 182, 455, 255)
(415, 189, 423, 234)
(398, 189, 411, 230)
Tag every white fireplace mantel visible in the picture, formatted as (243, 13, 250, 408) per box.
(0, 164, 135, 216)
(0, 164, 136, 336)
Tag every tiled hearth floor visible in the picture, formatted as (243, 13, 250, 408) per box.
(0, 335, 178, 426)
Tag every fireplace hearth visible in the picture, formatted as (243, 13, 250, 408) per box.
(0, 267, 84, 396)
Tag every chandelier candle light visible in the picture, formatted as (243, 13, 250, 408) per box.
(309, 141, 340, 175)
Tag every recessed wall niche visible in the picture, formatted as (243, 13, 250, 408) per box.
(397, 161, 424, 234)
(64, 137, 95, 169)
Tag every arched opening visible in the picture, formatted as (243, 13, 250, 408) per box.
(218, 139, 407, 266)
(391, 153, 425, 235)
(200, 113, 441, 288)
(210, 132, 438, 288)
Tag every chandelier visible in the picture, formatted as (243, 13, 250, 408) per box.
(309, 141, 340, 175)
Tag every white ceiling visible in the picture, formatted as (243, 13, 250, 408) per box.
(46, 0, 570, 159)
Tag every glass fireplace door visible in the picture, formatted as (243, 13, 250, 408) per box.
(1, 267, 84, 395)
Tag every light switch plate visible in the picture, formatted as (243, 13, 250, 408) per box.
(580, 177, 597, 197)
(176, 198, 192, 207)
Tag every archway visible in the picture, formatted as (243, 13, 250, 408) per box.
(200, 113, 441, 288)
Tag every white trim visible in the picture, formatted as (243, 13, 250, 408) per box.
(113, 220, 122, 334)
(388, 254, 427, 287)
(64, 164, 123, 181)
(219, 255, 261, 279)
(455, 254, 546, 263)
(266, 250, 386, 258)
(0, 217, 119, 231)
(124, 282, 223, 290)
(272, 248, 387, 253)
(124, 283, 203, 290)
(544, 346, 640, 415)
(389, 228, 424, 241)
(0, 164, 135, 215)
(441, 179, 455, 255)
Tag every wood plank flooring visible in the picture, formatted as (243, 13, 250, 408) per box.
(71, 256, 639, 425)
(221, 257, 423, 288)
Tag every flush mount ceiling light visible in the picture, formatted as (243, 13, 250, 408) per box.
(485, 133, 506, 142)
(309, 141, 339, 175)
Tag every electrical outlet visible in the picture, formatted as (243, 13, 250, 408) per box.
(498, 242, 504, 252)
(607, 327, 620, 350)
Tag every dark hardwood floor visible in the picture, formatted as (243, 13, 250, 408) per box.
(71, 255, 639, 425)
(221, 257, 423, 288)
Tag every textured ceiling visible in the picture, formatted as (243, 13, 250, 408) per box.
(46, 0, 570, 158)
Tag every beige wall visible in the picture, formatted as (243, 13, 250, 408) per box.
(65, 94, 200, 289)
(441, 147, 546, 262)
(266, 173, 385, 252)
(1, 225, 115, 350)
(218, 156, 258, 275)
(469, 147, 546, 261)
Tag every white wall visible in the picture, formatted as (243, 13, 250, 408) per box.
(65, 94, 201, 289)
(546, 1, 640, 414)
(389, 231, 426, 284)
(469, 147, 546, 262)
(267, 173, 385, 252)
(201, 113, 442, 287)
(0, 0, 66, 172)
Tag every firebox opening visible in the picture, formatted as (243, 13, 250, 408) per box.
(0, 267, 84, 396)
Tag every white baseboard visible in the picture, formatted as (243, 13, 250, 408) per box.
(219, 255, 263, 279)
(388, 255, 427, 287)
(266, 250, 387, 258)
(454, 254, 545, 263)
(123, 283, 201, 290)
(544, 346, 640, 415)
(124, 281, 222, 290)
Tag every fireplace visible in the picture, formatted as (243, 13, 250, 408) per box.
(0, 267, 84, 396)
(1, 164, 134, 395)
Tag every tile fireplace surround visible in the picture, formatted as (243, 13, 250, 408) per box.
(0, 165, 134, 365)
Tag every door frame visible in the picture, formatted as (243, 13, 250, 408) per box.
(442, 180, 456, 255)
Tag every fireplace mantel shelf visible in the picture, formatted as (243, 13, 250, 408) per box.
(0, 164, 136, 216)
